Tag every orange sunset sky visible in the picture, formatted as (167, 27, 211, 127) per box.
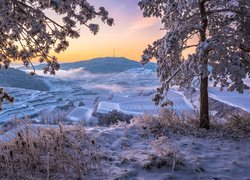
(48, 0, 165, 62)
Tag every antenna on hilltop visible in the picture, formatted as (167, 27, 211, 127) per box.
(113, 49, 116, 58)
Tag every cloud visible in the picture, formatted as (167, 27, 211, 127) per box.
(30, 68, 111, 80)
(129, 17, 159, 31)
(115, 3, 127, 11)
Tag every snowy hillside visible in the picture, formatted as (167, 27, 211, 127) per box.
(21, 57, 157, 74)
(0, 68, 49, 91)
(1, 58, 249, 124)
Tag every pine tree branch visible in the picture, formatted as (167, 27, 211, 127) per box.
(240, 44, 250, 52)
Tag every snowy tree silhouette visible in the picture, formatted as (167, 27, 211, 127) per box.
(139, 0, 250, 128)
(0, 0, 113, 109)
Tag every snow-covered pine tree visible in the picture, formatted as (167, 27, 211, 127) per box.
(139, 0, 250, 129)
(0, 0, 113, 109)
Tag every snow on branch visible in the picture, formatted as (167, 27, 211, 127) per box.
(139, 0, 250, 105)
(0, 0, 114, 75)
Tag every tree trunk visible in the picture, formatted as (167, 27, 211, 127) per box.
(199, 1, 210, 129)
(200, 75, 209, 129)
(239, 0, 250, 52)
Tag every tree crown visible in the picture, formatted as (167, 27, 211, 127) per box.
(139, 0, 250, 104)
(0, 0, 114, 74)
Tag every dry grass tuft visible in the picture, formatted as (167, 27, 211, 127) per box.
(132, 111, 186, 171)
(133, 109, 250, 139)
(0, 121, 104, 179)
(224, 114, 250, 139)
(94, 110, 133, 127)
(133, 109, 199, 137)
(147, 136, 185, 172)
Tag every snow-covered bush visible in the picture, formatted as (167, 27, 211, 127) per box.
(133, 109, 250, 140)
(225, 114, 250, 138)
(133, 110, 199, 137)
(78, 101, 85, 107)
(95, 110, 133, 127)
(0, 88, 14, 111)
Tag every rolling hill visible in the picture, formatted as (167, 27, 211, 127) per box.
(21, 57, 157, 74)
(0, 68, 49, 91)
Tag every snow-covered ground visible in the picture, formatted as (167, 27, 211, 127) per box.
(88, 123, 250, 179)
(1, 120, 249, 179)
(66, 107, 94, 122)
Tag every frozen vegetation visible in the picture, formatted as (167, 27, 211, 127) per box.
(0, 0, 249, 179)
(0, 110, 249, 179)
(0, 57, 249, 179)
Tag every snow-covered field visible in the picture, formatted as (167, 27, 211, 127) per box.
(0, 67, 170, 123)
(0, 65, 249, 124)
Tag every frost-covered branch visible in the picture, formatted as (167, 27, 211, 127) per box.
(0, 0, 114, 109)
(139, 0, 250, 103)
(0, 0, 114, 74)
(0, 88, 14, 111)
(139, 0, 250, 128)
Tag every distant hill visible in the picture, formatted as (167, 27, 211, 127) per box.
(0, 68, 49, 91)
(22, 57, 157, 74)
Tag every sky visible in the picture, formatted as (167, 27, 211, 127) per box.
(49, 0, 165, 62)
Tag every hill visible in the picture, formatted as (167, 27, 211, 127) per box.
(0, 68, 49, 91)
(23, 57, 157, 74)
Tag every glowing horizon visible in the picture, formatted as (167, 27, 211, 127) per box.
(47, 0, 164, 62)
